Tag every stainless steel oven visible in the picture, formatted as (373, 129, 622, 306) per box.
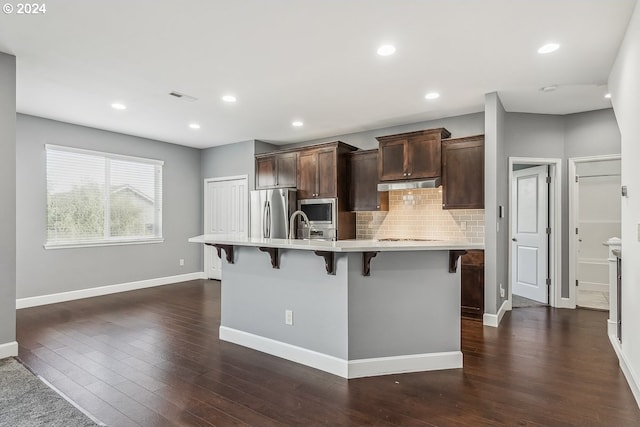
(298, 198, 337, 240)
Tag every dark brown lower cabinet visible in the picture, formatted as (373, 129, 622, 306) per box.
(461, 250, 484, 320)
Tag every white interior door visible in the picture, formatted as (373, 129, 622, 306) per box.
(204, 177, 248, 280)
(511, 165, 549, 303)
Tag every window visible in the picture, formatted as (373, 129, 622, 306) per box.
(45, 145, 163, 248)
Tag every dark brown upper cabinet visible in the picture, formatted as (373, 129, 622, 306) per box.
(376, 128, 451, 181)
(347, 149, 389, 211)
(441, 135, 484, 209)
(297, 142, 356, 201)
(255, 151, 298, 189)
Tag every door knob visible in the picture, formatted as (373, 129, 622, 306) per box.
(512, 237, 517, 242)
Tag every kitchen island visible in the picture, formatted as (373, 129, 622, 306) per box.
(189, 235, 483, 378)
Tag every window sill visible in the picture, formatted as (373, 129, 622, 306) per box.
(44, 238, 164, 250)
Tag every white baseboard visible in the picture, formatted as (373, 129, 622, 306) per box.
(609, 334, 640, 409)
(556, 297, 575, 309)
(348, 351, 463, 379)
(0, 341, 18, 359)
(220, 326, 348, 377)
(220, 326, 463, 379)
(16, 272, 206, 309)
(483, 299, 509, 328)
(608, 320, 618, 337)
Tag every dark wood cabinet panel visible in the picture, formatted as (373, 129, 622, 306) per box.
(378, 139, 407, 181)
(461, 250, 484, 320)
(377, 128, 450, 181)
(255, 152, 298, 189)
(316, 149, 336, 198)
(442, 135, 484, 209)
(256, 156, 276, 188)
(275, 152, 298, 188)
(297, 143, 356, 199)
(348, 150, 389, 211)
(297, 150, 318, 199)
(409, 133, 442, 178)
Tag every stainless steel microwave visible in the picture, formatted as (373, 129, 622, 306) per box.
(298, 198, 337, 225)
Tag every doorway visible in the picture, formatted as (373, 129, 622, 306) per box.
(508, 158, 562, 309)
(569, 156, 621, 310)
(511, 164, 549, 307)
(204, 175, 249, 280)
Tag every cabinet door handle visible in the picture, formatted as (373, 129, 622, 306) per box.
(407, 172, 412, 176)
(403, 173, 407, 177)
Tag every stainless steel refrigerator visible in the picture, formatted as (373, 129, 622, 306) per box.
(250, 188, 296, 239)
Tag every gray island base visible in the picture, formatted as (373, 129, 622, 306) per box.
(189, 236, 483, 378)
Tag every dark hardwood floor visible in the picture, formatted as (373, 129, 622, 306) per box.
(16, 279, 640, 427)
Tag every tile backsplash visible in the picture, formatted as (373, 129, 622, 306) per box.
(356, 188, 484, 243)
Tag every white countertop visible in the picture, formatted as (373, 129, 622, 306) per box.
(188, 234, 483, 252)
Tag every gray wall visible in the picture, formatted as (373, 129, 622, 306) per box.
(565, 109, 621, 158)
(0, 53, 16, 348)
(200, 139, 257, 188)
(495, 96, 508, 312)
(608, 0, 640, 400)
(282, 112, 485, 150)
(484, 93, 505, 315)
(16, 114, 202, 299)
(503, 110, 620, 299)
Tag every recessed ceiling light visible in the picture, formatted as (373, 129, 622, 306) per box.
(111, 103, 126, 110)
(292, 121, 303, 127)
(189, 123, 201, 129)
(540, 85, 558, 92)
(425, 92, 440, 100)
(537, 43, 560, 54)
(222, 95, 237, 103)
(377, 44, 396, 56)
(604, 93, 612, 99)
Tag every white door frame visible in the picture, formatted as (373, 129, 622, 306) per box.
(203, 175, 249, 280)
(568, 154, 621, 309)
(508, 157, 562, 308)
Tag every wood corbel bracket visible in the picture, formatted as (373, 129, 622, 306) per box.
(314, 251, 336, 275)
(362, 251, 379, 276)
(206, 243, 234, 264)
(258, 247, 280, 269)
(449, 250, 467, 273)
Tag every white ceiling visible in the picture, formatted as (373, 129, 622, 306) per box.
(0, 0, 635, 149)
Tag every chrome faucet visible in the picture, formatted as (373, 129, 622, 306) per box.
(289, 210, 310, 239)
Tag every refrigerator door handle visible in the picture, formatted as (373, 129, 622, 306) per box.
(265, 201, 271, 238)
(262, 201, 268, 238)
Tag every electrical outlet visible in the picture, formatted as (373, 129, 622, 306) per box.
(285, 309, 293, 326)
(179, 259, 185, 266)
(500, 283, 505, 298)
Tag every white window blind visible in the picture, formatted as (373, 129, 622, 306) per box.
(46, 145, 163, 248)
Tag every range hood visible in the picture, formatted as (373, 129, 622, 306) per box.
(377, 177, 441, 192)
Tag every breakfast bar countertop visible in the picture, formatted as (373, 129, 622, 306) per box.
(188, 234, 484, 252)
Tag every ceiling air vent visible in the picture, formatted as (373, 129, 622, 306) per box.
(169, 91, 198, 102)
